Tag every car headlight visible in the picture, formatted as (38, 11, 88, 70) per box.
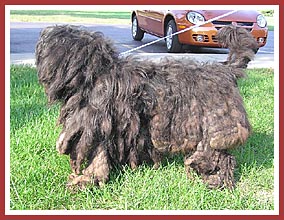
(257, 14, 267, 28)
(187, 11, 205, 25)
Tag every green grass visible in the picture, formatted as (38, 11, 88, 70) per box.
(265, 16, 274, 31)
(9, 65, 275, 210)
(10, 10, 132, 25)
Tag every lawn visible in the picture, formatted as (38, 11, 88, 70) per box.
(10, 10, 132, 25)
(9, 65, 275, 211)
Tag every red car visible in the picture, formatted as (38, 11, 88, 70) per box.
(131, 10, 268, 53)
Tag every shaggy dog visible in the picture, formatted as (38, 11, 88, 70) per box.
(35, 25, 251, 190)
(217, 25, 259, 68)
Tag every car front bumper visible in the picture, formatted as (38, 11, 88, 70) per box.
(176, 23, 268, 48)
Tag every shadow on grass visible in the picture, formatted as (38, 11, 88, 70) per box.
(233, 131, 274, 181)
(104, 128, 274, 190)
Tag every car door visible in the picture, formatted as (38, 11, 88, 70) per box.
(137, 10, 165, 37)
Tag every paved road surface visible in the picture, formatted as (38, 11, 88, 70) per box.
(10, 22, 275, 68)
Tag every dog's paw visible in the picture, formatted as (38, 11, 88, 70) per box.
(203, 173, 235, 190)
(66, 173, 104, 190)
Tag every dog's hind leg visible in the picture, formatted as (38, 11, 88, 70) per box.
(184, 142, 236, 190)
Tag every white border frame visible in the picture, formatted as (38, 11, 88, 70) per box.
(5, 4, 280, 216)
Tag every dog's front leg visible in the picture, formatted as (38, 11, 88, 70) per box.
(68, 143, 110, 189)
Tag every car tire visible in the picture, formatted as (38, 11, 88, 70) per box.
(165, 20, 182, 53)
(132, 15, 144, 41)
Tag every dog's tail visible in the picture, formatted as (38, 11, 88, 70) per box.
(216, 25, 259, 68)
(217, 25, 259, 50)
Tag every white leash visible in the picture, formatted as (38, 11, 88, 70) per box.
(119, 10, 238, 56)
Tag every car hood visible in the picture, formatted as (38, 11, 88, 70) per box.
(194, 10, 260, 22)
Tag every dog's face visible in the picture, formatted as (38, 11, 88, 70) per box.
(35, 25, 119, 104)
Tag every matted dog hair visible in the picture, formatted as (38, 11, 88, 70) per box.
(36, 25, 251, 189)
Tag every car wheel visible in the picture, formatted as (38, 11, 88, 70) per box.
(165, 20, 182, 53)
(132, 15, 144, 41)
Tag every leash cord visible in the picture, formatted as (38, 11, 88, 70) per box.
(119, 10, 238, 56)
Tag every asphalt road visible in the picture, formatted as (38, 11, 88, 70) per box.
(10, 22, 275, 67)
